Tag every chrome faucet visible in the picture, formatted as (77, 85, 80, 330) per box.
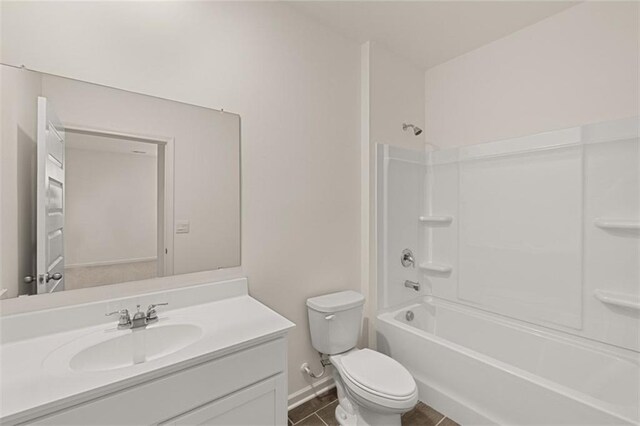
(404, 280, 420, 291)
(130, 305, 148, 329)
(106, 303, 168, 330)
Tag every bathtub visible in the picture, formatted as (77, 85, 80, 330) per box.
(376, 297, 640, 425)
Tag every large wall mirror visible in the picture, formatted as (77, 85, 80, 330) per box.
(1, 64, 241, 299)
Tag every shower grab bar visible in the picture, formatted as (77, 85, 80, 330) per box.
(594, 290, 640, 311)
(419, 215, 453, 224)
(594, 219, 640, 231)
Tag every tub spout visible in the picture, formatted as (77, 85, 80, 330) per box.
(404, 280, 420, 291)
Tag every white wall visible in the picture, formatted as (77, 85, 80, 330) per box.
(0, 67, 41, 298)
(370, 43, 426, 150)
(425, 1, 639, 149)
(65, 141, 157, 266)
(1, 1, 360, 397)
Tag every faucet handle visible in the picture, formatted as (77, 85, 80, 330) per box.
(106, 309, 131, 327)
(146, 303, 168, 322)
(401, 249, 415, 268)
(106, 308, 129, 317)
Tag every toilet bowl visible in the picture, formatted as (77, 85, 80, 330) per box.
(331, 348, 418, 425)
(306, 291, 418, 426)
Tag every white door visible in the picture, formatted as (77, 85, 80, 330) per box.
(36, 97, 65, 294)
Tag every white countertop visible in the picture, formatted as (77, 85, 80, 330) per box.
(0, 281, 294, 423)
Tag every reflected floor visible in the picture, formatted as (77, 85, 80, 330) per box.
(64, 259, 157, 290)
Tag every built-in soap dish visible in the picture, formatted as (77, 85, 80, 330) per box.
(419, 215, 453, 225)
(594, 218, 640, 231)
(594, 290, 640, 311)
(419, 262, 452, 274)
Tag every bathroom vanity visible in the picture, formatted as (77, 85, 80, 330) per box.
(0, 278, 294, 425)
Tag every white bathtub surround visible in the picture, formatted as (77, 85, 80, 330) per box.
(416, 15, 640, 423)
(377, 298, 639, 425)
(376, 117, 639, 425)
(0, 278, 294, 424)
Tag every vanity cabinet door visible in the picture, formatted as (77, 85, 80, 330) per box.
(162, 374, 286, 425)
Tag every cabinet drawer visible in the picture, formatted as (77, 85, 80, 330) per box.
(161, 374, 286, 425)
(29, 338, 287, 425)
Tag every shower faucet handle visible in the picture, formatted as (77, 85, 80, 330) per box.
(401, 249, 415, 268)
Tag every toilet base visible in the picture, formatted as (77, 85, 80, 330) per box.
(334, 402, 402, 426)
(335, 404, 356, 426)
(332, 371, 403, 426)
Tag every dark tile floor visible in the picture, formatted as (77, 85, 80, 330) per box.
(288, 387, 460, 426)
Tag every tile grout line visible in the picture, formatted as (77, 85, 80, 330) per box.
(312, 397, 338, 425)
(317, 413, 329, 426)
(291, 412, 317, 425)
(290, 394, 338, 425)
(313, 397, 338, 414)
(291, 391, 460, 426)
(291, 410, 328, 426)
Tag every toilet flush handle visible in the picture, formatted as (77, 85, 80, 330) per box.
(325, 314, 335, 320)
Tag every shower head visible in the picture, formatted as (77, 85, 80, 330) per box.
(402, 123, 423, 136)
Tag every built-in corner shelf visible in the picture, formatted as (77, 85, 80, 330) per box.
(419, 215, 453, 225)
(594, 218, 640, 231)
(419, 262, 453, 274)
(594, 290, 640, 311)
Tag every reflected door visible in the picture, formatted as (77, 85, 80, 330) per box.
(36, 96, 66, 293)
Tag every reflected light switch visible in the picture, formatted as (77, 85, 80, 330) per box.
(176, 220, 190, 234)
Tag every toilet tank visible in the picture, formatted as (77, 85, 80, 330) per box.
(306, 291, 365, 355)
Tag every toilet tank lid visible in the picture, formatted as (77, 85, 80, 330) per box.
(307, 291, 365, 313)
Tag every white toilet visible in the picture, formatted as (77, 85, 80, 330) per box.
(306, 291, 418, 426)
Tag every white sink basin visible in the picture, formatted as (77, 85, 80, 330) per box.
(68, 324, 202, 373)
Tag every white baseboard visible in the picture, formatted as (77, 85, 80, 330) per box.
(288, 376, 335, 411)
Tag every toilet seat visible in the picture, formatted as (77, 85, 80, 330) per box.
(332, 349, 418, 413)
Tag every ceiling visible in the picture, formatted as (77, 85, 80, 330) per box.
(287, 1, 579, 69)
